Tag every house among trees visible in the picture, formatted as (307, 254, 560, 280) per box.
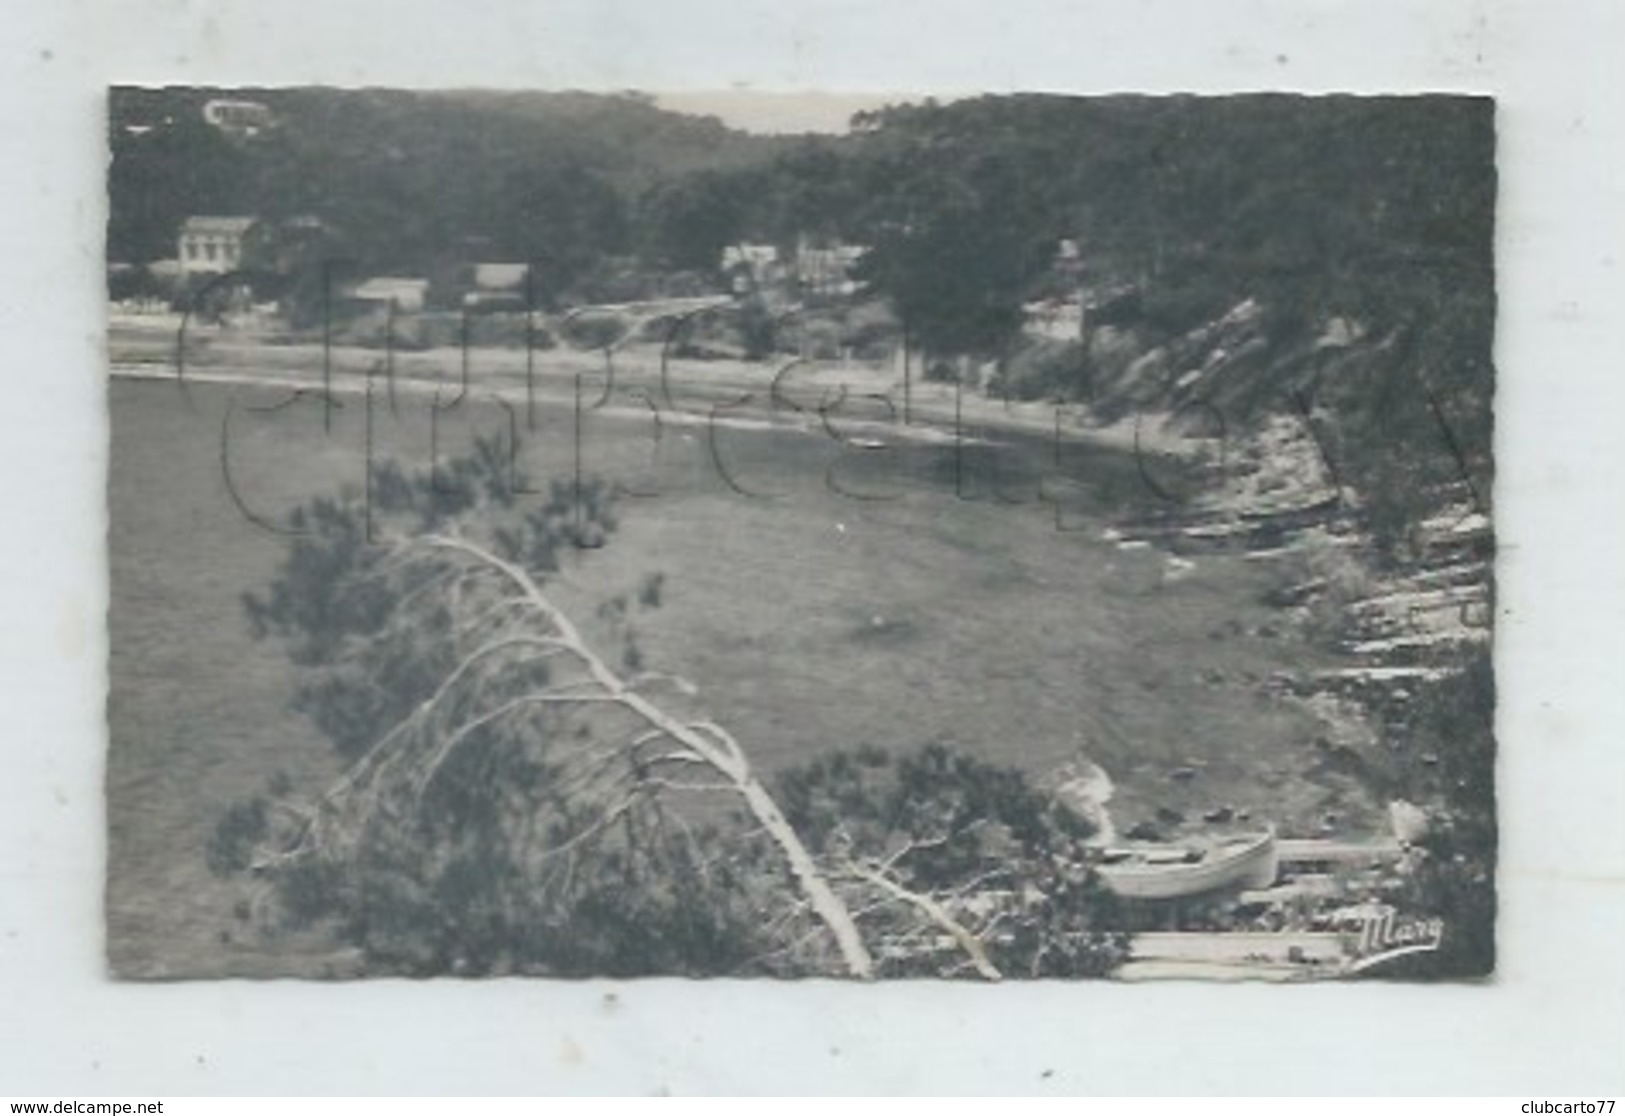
(350, 276, 431, 314)
(202, 98, 274, 138)
(793, 238, 868, 299)
(177, 215, 259, 277)
(460, 262, 532, 312)
(722, 239, 869, 300)
(721, 243, 782, 295)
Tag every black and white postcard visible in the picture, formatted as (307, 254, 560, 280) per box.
(104, 88, 1497, 983)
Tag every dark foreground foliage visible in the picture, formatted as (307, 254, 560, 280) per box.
(775, 745, 1130, 978)
(218, 447, 1127, 978)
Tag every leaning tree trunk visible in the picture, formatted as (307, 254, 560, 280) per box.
(266, 531, 876, 979)
(422, 536, 877, 978)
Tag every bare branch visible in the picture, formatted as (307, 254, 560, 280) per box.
(416, 533, 875, 978)
(646, 749, 708, 766)
(266, 529, 878, 979)
(843, 861, 1003, 982)
(642, 777, 738, 795)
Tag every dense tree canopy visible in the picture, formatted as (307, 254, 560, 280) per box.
(111, 90, 1492, 319)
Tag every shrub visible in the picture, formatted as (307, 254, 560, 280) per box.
(990, 339, 1089, 402)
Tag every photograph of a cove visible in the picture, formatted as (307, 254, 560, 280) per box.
(106, 87, 1495, 982)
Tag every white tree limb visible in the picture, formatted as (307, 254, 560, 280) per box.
(843, 861, 1002, 982)
(417, 532, 876, 979)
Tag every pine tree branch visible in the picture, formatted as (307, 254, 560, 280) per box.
(842, 860, 1003, 981)
(416, 532, 877, 979)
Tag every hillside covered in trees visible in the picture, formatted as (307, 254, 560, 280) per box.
(110, 87, 1494, 551)
(110, 89, 1492, 330)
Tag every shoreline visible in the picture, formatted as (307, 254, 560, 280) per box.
(108, 324, 1199, 457)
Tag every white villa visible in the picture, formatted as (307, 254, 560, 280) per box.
(177, 216, 259, 277)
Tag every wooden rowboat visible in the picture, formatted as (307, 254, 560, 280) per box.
(1096, 828, 1278, 900)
